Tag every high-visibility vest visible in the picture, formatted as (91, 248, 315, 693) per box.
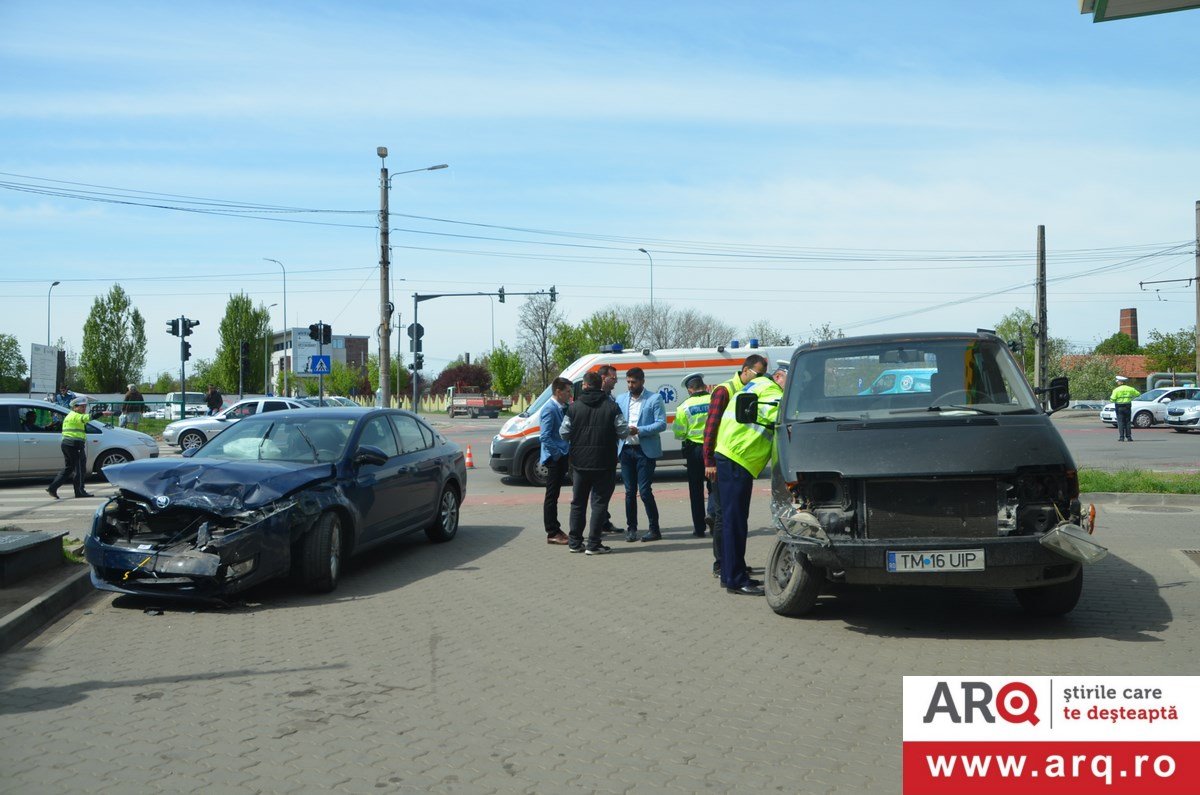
(672, 392, 711, 443)
(1110, 384, 1139, 404)
(62, 409, 88, 441)
(715, 375, 783, 477)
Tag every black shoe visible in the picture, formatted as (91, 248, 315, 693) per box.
(640, 531, 662, 542)
(602, 524, 623, 535)
(584, 545, 611, 555)
(747, 578, 762, 588)
(568, 545, 584, 553)
(624, 530, 638, 543)
(704, 516, 715, 533)
(726, 585, 764, 596)
(76, 492, 94, 498)
(692, 530, 706, 537)
(46, 487, 59, 500)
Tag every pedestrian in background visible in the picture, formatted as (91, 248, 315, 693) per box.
(596, 364, 623, 536)
(121, 383, 144, 429)
(772, 361, 789, 388)
(539, 377, 573, 545)
(53, 385, 75, 408)
(673, 372, 716, 538)
(47, 397, 93, 500)
(205, 384, 223, 416)
(560, 370, 628, 554)
(1111, 375, 1139, 442)
(617, 367, 667, 542)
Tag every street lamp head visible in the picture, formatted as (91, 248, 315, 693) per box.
(638, 248, 648, 255)
(51, 280, 61, 287)
(377, 146, 388, 159)
(428, 164, 448, 171)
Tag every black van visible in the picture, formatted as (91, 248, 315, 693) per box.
(735, 331, 1106, 617)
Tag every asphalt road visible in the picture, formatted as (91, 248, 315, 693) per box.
(0, 414, 1196, 793)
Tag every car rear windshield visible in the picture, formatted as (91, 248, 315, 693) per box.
(194, 416, 358, 463)
(784, 338, 1040, 421)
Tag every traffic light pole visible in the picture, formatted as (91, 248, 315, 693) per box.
(409, 287, 556, 414)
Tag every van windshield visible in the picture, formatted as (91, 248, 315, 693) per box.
(521, 385, 553, 418)
(784, 338, 1040, 421)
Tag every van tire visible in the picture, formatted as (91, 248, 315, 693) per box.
(523, 452, 549, 488)
(1014, 569, 1082, 616)
(765, 540, 822, 616)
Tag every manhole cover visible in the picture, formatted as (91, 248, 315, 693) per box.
(1132, 506, 1193, 514)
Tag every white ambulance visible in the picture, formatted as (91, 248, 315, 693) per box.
(489, 342, 794, 486)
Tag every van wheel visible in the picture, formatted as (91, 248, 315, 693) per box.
(1133, 411, 1153, 429)
(764, 540, 822, 616)
(523, 452, 549, 487)
(1015, 569, 1082, 616)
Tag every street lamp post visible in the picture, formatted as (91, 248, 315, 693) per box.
(638, 248, 654, 342)
(263, 258, 288, 396)
(378, 147, 447, 408)
(265, 303, 278, 394)
(47, 281, 60, 346)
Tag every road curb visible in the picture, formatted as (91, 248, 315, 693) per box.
(0, 568, 93, 654)
(1084, 492, 1200, 507)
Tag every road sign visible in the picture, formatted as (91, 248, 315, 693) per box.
(310, 355, 331, 374)
(407, 323, 424, 340)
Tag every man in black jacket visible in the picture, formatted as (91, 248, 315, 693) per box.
(560, 370, 629, 554)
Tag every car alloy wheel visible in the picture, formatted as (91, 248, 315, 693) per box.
(179, 430, 206, 450)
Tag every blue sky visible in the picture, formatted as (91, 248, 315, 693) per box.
(2, 1, 1198, 383)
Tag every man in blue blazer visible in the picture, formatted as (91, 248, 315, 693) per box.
(616, 367, 667, 542)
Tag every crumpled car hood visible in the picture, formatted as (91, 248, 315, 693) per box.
(103, 458, 335, 515)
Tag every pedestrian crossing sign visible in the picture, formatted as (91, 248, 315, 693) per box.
(310, 355, 331, 374)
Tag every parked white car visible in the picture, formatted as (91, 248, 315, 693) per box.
(1165, 399, 1200, 433)
(1100, 386, 1200, 429)
(0, 398, 159, 479)
(162, 397, 309, 450)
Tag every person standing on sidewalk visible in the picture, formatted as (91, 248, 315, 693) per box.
(616, 367, 667, 542)
(205, 384, 223, 416)
(703, 355, 768, 579)
(673, 372, 715, 538)
(121, 383, 145, 429)
(47, 396, 93, 499)
(539, 377, 573, 545)
(560, 371, 628, 555)
(596, 364, 623, 536)
(1111, 375, 1139, 442)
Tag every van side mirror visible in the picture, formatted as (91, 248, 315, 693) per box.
(735, 392, 759, 424)
(1044, 376, 1070, 413)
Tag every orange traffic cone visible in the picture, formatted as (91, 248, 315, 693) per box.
(464, 444, 475, 468)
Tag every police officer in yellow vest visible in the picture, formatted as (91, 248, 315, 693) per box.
(714, 367, 783, 595)
(47, 396, 94, 499)
(673, 373, 717, 538)
(1110, 375, 1140, 442)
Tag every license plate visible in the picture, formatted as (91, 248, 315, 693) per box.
(887, 549, 984, 572)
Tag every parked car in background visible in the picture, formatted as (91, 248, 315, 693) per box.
(298, 396, 360, 408)
(857, 367, 936, 395)
(1165, 399, 1200, 433)
(1100, 386, 1200, 429)
(0, 398, 160, 480)
(162, 391, 209, 420)
(86, 407, 467, 599)
(162, 397, 309, 450)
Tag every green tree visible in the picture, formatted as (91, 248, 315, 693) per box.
(188, 358, 217, 391)
(213, 293, 271, 393)
(550, 310, 631, 371)
(150, 371, 177, 393)
(1093, 332, 1140, 355)
(1142, 327, 1196, 377)
(79, 284, 147, 391)
(325, 360, 361, 397)
(1061, 355, 1119, 401)
(0, 333, 27, 392)
(993, 308, 1068, 377)
(489, 341, 526, 396)
(364, 353, 408, 401)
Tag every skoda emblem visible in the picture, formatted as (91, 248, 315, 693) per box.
(154, 495, 171, 509)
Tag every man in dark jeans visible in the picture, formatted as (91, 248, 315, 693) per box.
(560, 371, 628, 555)
(538, 377, 573, 545)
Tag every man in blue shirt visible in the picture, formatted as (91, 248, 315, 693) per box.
(539, 377, 573, 545)
(616, 367, 667, 542)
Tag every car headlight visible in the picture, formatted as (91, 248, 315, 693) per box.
(141, 437, 158, 448)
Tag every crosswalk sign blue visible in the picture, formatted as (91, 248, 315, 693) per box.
(310, 355, 331, 374)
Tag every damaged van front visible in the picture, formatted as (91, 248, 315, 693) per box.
(742, 331, 1105, 618)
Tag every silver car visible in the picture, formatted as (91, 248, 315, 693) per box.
(1165, 399, 1200, 433)
(0, 398, 159, 479)
(162, 397, 309, 450)
(1100, 386, 1200, 429)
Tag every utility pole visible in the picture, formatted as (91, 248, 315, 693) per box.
(1034, 225, 1048, 402)
(1195, 200, 1199, 380)
(378, 147, 392, 409)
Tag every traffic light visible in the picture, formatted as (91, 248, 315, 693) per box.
(308, 323, 320, 342)
(183, 318, 199, 336)
(181, 340, 192, 361)
(167, 319, 180, 336)
(240, 341, 251, 371)
(308, 323, 332, 344)
(549, 285, 557, 303)
(497, 287, 505, 304)
(322, 324, 332, 345)
(414, 353, 424, 370)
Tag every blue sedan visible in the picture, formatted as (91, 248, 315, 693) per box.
(85, 408, 466, 600)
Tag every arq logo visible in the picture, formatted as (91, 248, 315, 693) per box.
(922, 680, 1039, 725)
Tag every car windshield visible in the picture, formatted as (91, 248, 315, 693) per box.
(1137, 389, 1167, 402)
(784, 337, 1040, 422)
(192, 415, 358, 463)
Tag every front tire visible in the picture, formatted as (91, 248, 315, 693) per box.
(1015, 568, 1082, 616)
(764, 539, 823, 616)
(95, 449, 132, 478)
(297, 512, 342, 593)
(523, 452, 549, 487)
(1133, 411, 1154, 429)
(1172, 427, 1190, 434)
(426, 485, 460, 542)
(179, 430, 206, 451)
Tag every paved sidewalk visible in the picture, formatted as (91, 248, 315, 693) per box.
(1, 494, 1197, 793)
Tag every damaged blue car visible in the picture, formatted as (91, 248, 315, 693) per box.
(84, 408, 466, 600)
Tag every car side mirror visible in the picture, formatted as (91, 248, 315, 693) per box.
(354, 445, 389, 467)
(735, 392, 759, 424)
(1044, 376, 1070, 413)
(181, 446, 199, 458)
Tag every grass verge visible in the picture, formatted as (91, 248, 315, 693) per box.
(1079, 468, 1200, 495)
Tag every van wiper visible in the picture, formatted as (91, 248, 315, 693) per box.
(889, 404, 1000, 416)
(800, 415, 866, 423)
